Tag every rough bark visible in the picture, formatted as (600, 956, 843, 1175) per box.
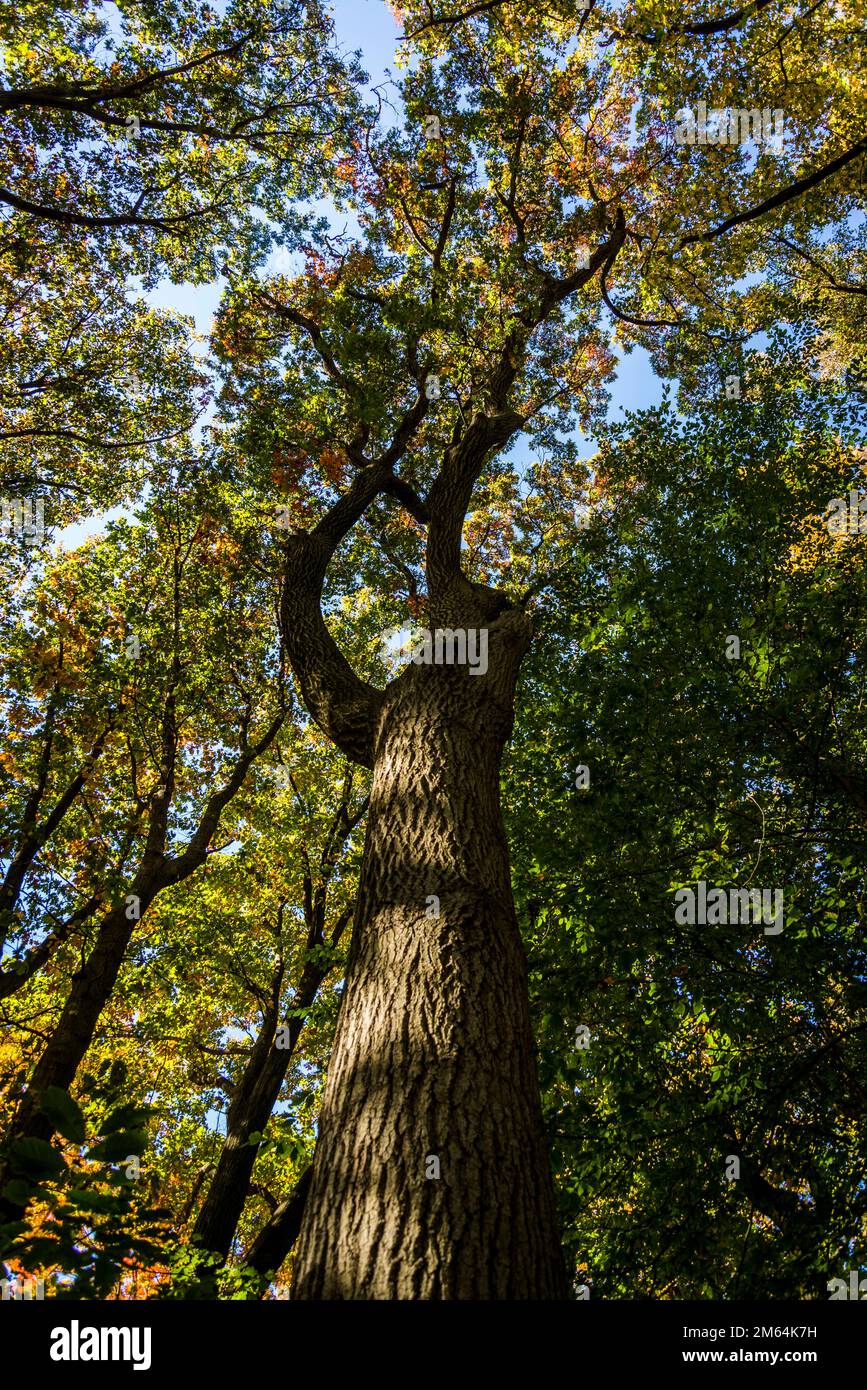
(4, 894, 153, 1148)
(277, 221, 631, 1301)
(291, 613, 568, 1299)
(0, 899, 148, 1224)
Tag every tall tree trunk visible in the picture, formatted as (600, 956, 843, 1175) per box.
(291, 622, 567, 1299)
(0, 898, 144, 1224)
(7, 900, 140, 1142)
(0, 711, 282, 1209)
(192, 822, 355, 1265)
(191, 991, 284, 1264)
(191, 961, 334, 1266)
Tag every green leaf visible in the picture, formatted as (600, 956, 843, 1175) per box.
(63, 1188, 122, 1214)
(9, 1137, 66, 1180)
(88, 1129, 148, 1163)
(102, 1104, 152, 1135)
(21, 1236, 65, 1265)
(1, 1178, 34, 1206)
(40, 1085, 86, 1143)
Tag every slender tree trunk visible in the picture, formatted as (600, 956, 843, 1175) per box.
(247, 1164, 313, 1280)
(0, 884, 159, 1218)
(9, 901, 139, 1140)
(191, 993, 284, 1263)
(291, 623, 567, 1299)
(0, 713, 282, 1175)
(192, 907, 352, 1263)
(0, 898, 144, 1223)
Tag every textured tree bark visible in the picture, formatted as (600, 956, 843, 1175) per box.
(291, 612, 568, 1299)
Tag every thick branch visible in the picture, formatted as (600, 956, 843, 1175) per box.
(622, 0, 776, 43)
(425, 210, 626, 609)
(380, 474, 430, 524)
(247, 1164, 314, 1279)
(404, 0, 773, 43)
(166, 711, 287, 884)
(0, 183, 230, 232)
(0, 896, 101, 1001)
(278, 438, 437, 764)
(0, 724, 112, 933)
(681, 138, 867, 246)
(281, 530, 384, 767)
(0, 38, 258, 115)
(259, 291, 359, 394)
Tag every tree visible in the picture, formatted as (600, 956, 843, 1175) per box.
(502, 354, 866, 1296)
(0, 0, 358, 519)
(0, 0, 359, 1221)
(0, 471, 290, 1212)
(202, 0, 863, 1297)
(189, 768, 365, 1275)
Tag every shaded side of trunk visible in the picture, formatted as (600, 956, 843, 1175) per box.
(292, 619, 567, 1299)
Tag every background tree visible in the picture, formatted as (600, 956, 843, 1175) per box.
(0, 0, 358, 519)
(503, 350, 866, 1296)
(0, 467, 290, 1207)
